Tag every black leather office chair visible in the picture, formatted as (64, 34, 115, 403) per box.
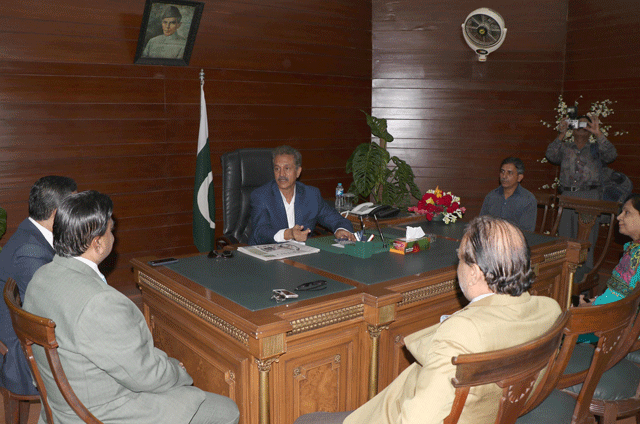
(217, 148, 273, 246)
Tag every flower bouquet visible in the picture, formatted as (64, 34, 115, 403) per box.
(408, 187, 466, 224)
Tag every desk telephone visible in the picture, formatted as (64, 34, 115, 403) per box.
(350, 202, 400, 219)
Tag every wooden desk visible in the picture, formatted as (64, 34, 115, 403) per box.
(132, 225, 586, 424)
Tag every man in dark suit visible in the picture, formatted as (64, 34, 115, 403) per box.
(0, 175, 77, 395)
(249, 145, 355, 245)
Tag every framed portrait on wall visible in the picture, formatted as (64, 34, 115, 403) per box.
(134, 0, 204, 66)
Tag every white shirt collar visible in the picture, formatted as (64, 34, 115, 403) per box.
(470, 292, 495, 303)
(279, 187, 297, 228)
(72, 256, 108, 285)
(28, 217, 53, 248)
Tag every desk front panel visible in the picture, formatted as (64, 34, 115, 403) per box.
(132, 232, 578, 424)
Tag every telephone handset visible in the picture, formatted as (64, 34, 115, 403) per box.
(350, 203, 401, 219)
(350, 202, 376, 215)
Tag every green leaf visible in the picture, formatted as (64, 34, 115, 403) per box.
(361, 110, 394, 143)
(381, 157, 422, 207)
(346, 113, 420, 207)
(346, 143, 390, 202)
(0, 207, 7, 249)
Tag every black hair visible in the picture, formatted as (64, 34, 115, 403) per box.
(28, 176, 77, 221)
(500, 157, 525, 175)
(53, 190, 113, 258)
(624, 193, 640, 213)
(459, 216, 534, 296)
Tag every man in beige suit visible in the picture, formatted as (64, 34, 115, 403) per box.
(295, 216, 562, 424)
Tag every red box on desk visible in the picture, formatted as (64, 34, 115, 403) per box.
(390, 237, 430, 255)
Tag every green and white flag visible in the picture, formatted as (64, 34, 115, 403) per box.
(192, 83, 215, 252)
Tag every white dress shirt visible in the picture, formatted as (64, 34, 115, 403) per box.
(28, 217, 53, 248)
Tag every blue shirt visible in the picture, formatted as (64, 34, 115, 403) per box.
(480, 184, 537, 232)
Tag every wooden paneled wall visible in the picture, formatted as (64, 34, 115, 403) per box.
(0, 0, 372, 292)
(372, 0, 568, 217)
(565, 0, 640, 269)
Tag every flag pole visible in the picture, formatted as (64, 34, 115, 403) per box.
(193, 69, 215, 252)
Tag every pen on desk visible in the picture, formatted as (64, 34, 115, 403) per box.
(367, 234, 375, 242)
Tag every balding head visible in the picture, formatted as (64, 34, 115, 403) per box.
(458, 216, 534, 296)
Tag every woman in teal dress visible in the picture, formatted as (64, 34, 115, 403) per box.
(578, 194, 640, 342)
(589, 194, 640, 305)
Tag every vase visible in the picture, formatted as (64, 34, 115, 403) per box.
(431, 213, 444, 222)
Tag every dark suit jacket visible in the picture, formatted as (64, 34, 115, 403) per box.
(249, 181, 354, 245)
(0, 218, 54, 395)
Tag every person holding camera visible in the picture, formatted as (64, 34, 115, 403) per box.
(546, 112, 617, 268)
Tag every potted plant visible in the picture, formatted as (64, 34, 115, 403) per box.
(346, 111, 421, 207)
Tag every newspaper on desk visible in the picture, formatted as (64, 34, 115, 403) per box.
(237, 241, 320, 261)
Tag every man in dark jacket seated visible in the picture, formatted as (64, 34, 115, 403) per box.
(249, 145, 355, 245)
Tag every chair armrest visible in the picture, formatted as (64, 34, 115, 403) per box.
(215, 236, 240, 250)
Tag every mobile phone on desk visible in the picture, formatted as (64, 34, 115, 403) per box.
(148, 257, 178, 266)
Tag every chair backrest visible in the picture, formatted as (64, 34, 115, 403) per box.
(551, 195, 621, 294)
(3, 278, 104, 424)
(523, 284, 640, 423)
(220, 148, 274, 244)
(533, 192, 557, 234)
(444, 312, 569, 424)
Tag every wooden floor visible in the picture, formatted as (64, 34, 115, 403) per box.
(0, 394, 637, 424)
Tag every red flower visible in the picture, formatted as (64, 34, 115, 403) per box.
(447, 202, 460, 213)
(425, 203, 441, 213)
(436, 194, 452, 206)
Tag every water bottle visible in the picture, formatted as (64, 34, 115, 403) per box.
(335, 183, 344, 211)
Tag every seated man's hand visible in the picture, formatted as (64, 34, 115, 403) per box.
(334, 229, 356, 241)
(286, 225, 311, 242)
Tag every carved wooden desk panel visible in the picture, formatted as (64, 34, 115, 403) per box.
(131, 233, 583, 424)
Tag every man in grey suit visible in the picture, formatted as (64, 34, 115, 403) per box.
(0, 175, 76, 396)
(23, 191, 239, 424)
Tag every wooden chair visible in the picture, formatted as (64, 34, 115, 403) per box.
(533, 191, 557, 234)
(557, 285, 640, 424)
(1, 341, 40, 424)
(550, 195, 621, 297)
(443, 312, 569, 424)
(3, 278, 104, 424)
(517, 284, 640, 424)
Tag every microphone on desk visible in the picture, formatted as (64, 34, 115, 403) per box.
(372, 213, 387, 248)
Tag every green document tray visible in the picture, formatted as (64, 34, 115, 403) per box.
(305, 235, 389, 258)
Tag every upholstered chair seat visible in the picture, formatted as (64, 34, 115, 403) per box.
(516, 390, 576, 424)
(626, 348, 640, 363)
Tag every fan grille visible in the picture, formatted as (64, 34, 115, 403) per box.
(464, 14, 502, 47)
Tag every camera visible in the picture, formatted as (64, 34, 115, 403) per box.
(566, 106, 588, 130)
